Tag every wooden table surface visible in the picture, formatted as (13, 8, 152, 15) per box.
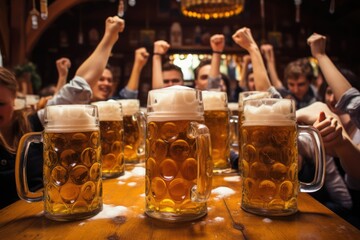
(1, 164, 359, 240)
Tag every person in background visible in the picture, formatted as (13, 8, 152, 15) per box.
(238, 54, 255, 91)
(194, 34, 225, 91)
(151, 40, 184, 89)
(232, 27, 280, 98)
(0, 16, 125, 209)
(93, 47, 149, 102)
(307, 33, 360, 129)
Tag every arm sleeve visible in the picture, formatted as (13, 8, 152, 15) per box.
(118, 87, 138, 99)
(335, 87, 360, 129)
(36, 76, 92, 124)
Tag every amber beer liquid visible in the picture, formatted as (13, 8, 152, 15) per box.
(240, 98, 325, 216)
(116, 99, 145, 163)
(92, 101, 124, 178)
(145, 86, 213, 222)
(202, 91, 230, 171)
(16, 105, 103, 221)
(43, 130, 102, 218)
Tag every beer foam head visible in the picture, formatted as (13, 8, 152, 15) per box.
(147, 86, 204, 120)
(239, 91, 271, 109)
(202, 91, 228, 111)
(92, 100, 122, 121)
(45, 105, 99, 131)
(116, 99, 140, 115)
(243, 98, 295, 124)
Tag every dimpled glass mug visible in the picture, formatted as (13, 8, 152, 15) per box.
(92, 100, 124, 178)
(202, 91, 231, 172)
(145, 86, 213, 222)
(116, 99, 146, 164)
(16, 105, 102, 221)
(240, 98, 325, 216)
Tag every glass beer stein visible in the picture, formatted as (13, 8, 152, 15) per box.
(116, 99, 146, 164)
(238, 91, 271, 172)
(15, 105, 102, 221)
(240, 98, 325, 216)
(145, 86, 213, 222)
(202, 91, 231, 172)
(92, 100, 124, 178)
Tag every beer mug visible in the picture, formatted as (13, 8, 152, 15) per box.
(15, 105, 102, 221)
(228, 102, 239, 154)
(92, 100, 124, 178)
(145, 86, 213, 222)
(238, 91, 271, 171)
(240, 98, 325, 216)
(116, 99, 146, 163)
(202, 91, 231, 172)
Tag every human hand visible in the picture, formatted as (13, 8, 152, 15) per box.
(210, 34, 225, 52)
(153, 40, 170, 55)
(260, 44, 275, 64)
(135, 47, 149, 68)
(307, 33, 326, 59)
(105, 16, 125, 45)
(56, 57, 71, 77)
(232, 27, 257, 51)
(313, 111, 345, 155)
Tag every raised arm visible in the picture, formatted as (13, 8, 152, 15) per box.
(55, 57, 71, 94)
(307, 33, 352, 101)
(75, 16, 125, 88)
(239, 54, 251, 89)
(313, 111, 360, 179)
(209, 34, 225, 90)
(126, 47, 149, 91)
(152, 40, 170, 89)
(261, 44, 283, 89)
(232, 27, 272, 91)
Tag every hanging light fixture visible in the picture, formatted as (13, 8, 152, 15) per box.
(181, 0, 245, 20)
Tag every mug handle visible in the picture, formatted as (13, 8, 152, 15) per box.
(188, 121, 213, 203)
(15, 132, 43, 202)
(135, 111, 147, 157)
(298, 125, 326, 193)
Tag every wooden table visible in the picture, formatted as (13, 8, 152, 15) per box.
(1, 164, 359, 240)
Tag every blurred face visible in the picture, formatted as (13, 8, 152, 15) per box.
(162, 70, 184, 87)
(324, 86, 340, 114)
(195, 65, 211, 90)
(0, 85, 15, 128)
(247, 73, 255, 91)
(92, 68, 113, 101)
(287, 76, 310, 100)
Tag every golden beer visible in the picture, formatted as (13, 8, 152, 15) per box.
(99, 120, 124, 178)
(240, 98, 325, 216)
(240, 124, 299, 215)
(116, 99, 145, 163)
(123, 115, 143, 163)
(43, 130, 102, 220)
(202, 91, 231, 172)
(146, 120, 208, 220)
(145, 86, 213, 222)
(204, 110, 230, 169)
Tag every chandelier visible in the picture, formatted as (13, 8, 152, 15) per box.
(181, 0, 245, 20)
